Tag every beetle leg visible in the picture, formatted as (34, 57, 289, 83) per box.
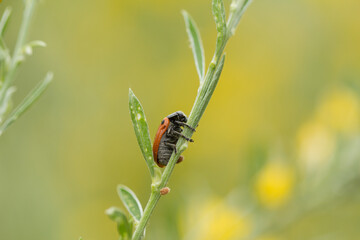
(164, 142, 177, 153)
(173, 131, 194, 142)
(175, 121, 196, 132)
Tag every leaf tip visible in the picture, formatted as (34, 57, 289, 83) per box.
(181, 9, 188, 18)
(117, 184, 126, 192)
(105, 206, 115, 216)
(128, 88, 135, 101)
(45, 72, 54, 83)
(117, 184, 131, 197)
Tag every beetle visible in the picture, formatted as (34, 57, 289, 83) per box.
(153, 111, 195, 168)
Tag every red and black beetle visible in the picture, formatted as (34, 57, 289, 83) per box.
(153, 111, 195, 168)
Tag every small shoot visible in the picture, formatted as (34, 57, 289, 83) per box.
(182, 10, 205, 84)
(117, 185, 143, 223)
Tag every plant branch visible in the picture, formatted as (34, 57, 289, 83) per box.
(131, 1, 251, 239)
(0, 0, 37, 105)
(0, 72, 53, 135)
(0, 0, 52, 135)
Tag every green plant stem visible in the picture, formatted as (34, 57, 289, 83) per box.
(132, 2, 250, 238)
(132, 38, 226, 240)
(132, 189, 161, 240)
(0, 0, 36, 104)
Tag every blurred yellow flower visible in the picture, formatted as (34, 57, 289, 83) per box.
(255, 163, 294, 209)
(180, 198, 250, 240)
(316, 89, 360, 134)
(296, 120, 336, 171)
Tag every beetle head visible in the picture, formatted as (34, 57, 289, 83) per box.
(167, 111, 188, 123)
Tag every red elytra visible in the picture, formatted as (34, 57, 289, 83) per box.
(152, 117, 170, 168)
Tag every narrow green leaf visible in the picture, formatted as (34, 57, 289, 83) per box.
(212, 0, 226, 34)
(106, 207, 132, 239)
(182, 10, 205, 83)
(0, 7, 12, 36)
(227, 0, 252, 36)
(0, 72, 53, 136)
(128, 88, 155, 178)
(117, 185, 143, 222)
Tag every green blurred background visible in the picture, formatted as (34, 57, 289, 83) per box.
(0, 0, 360, 239)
